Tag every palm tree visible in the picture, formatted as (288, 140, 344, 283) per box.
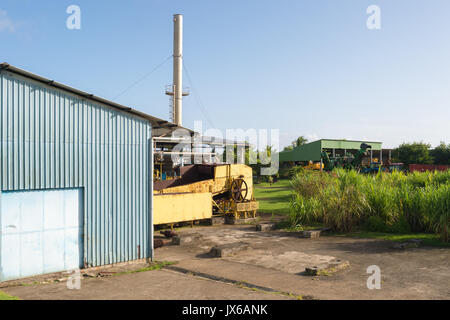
(294, 136, 308, 148)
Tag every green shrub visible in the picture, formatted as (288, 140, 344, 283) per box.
(322, 180, 366, 232)
(426, 184, 450, 242)
(389, 215, 411, 234)
(365, 184, 399, 225)
(289, 194, 320, 227)
(366, 216, 389, 232)
(289, 169, 450, 241)
(396, 184, 428, 232)
(291, 170, 332, 198)
(287, 166, 304, 178)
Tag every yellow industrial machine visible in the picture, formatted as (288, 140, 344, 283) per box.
(304, 160, 324, 171)
(153, 164, 258, 225)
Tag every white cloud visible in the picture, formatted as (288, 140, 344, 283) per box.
(305, 133, 319, 142)
(0, 10, 15, 33)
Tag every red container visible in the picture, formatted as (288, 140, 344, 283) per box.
(409, 164, 450, 172)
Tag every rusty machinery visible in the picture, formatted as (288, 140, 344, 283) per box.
(212, 174, 259, 221)
(153, 164, 259, 225)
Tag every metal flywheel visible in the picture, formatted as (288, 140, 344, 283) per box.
(230, 178, 248, 203)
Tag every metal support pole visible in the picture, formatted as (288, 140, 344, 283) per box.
(173, 14, 183, 126)
(148, 137, 155, 262)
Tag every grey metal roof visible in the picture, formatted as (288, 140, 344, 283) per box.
(0, 62, 194, 137)
(153, 136, 250, 147)
(319, 138, 382, 144)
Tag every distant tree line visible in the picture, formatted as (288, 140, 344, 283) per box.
(225, 144, 277, 180)
(393, 142, 450, 166)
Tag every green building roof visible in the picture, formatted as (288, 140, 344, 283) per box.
(279, 139, 383, 162)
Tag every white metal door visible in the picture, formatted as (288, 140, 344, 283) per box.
(0, 189, 83, 281)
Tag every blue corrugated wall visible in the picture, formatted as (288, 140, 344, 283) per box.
(0, 70, 152, 268)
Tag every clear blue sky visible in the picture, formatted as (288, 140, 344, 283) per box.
(1, 0, 449, 149)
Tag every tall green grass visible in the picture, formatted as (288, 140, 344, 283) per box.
(289, 169, 450, 242)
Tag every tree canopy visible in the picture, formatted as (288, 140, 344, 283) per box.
(393, 142, 433, 166)
(393, 141, 450, 165)
(430, 142, 450, 165)
(283, 136, 308, 152)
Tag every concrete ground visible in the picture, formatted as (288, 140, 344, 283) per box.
(154, 224, 450, 300)
(2, 221, 449, 300)
(3, 267, 291, 300)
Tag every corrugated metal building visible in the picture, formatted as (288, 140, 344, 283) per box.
(0, 63, 185, 281)
(279, 139, 383, 163)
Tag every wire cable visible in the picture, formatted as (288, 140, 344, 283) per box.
(113, 54, 172, 100)
(182, 61, 216, 129)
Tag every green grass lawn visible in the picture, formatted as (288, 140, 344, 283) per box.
(254, 179, 292, 188)
(254, 179, 293, 215)
(330, 231, 450, 247)
(0, 290, 19, 300)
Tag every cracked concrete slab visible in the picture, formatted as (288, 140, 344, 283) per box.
(155, 224, 450, 299)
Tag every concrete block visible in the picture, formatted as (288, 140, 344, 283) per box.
(154, 239, 164, 249)
(392, 242, 419, 249)
(171, 236, 181, 245)
(304, 266, 320, 276)
(256, 223, 276, 231)
(211, 216, 226, 225)
(209, 243, 250, 258)
(305, 259, 349, 276)
(301, 230, 321, 239)
(225, 216, 236, 225)
(171, 234, 203, 246)
(160, 230, 178, 238)
(201, 216, 225, 226)
(226, 216, 257, 225)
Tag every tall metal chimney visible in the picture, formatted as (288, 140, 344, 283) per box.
(166, 14, 189, 126)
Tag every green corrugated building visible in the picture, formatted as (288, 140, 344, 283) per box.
(279, 139, 384, 163)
